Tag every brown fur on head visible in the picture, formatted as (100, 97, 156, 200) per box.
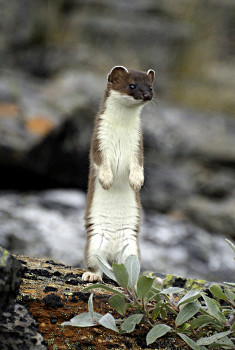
(107, 66, 155, 102)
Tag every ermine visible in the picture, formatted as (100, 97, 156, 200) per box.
(82, 66, 155, 282)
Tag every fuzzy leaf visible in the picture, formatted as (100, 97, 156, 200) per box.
(178, 333, 200, 350)
(225, 288, 235, 305)
(209, 284, 227, 301)
(137, 275, 154, 300)
(226, 239, 235, 256)
(109, 295, 126, 316)
(124, 255, 140, 289)
(98, 313, 119, 333)
(88, 293, 94, 319)
(178, 290, 201, 307)
(202, 294, 227, 323)
(225, 282, 235, 288)
(95, 255, 116, 281)
(117, 244, 129, 263)
(121, 314, 143, 333)
(160, 287, 184, 295)
(112, 263, 129, 288)
(196, 330, 231, 346)
(61, 312, 102, 327)
(146, 324, 171, 345)
(210, 336, 235, 349)
(190, 315, 220, 329)
(175, 302, 201, 326)
(83, 284, 126, 298)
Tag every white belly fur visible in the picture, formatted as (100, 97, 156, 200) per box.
(87, 90, 143, 265)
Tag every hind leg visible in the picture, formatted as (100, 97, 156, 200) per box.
(116, 229, 140, 264)
(82, 232, 110, 282)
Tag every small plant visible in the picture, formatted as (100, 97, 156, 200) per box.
(62, 241, 235, 349)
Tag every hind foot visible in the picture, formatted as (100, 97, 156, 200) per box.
(82, 271, 103, 282)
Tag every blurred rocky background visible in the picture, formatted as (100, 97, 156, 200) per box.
(0, 0, 234, 282)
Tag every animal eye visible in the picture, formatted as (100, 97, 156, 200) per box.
(149, 86, 153, 91)
(129, 84, 136, 90)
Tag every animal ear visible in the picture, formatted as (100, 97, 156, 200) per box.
(147, 69, 155, 82)
(108, 66, 129, 83)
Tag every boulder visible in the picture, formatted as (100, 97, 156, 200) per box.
(142, 104, 235, 237)
(0, 246, 46, 349)
(0, 246, 24, 311)
(14, 254, 191, 350)
(0, 303, 47, 350)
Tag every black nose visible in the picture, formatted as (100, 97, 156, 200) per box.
(143, 93, 152, 101)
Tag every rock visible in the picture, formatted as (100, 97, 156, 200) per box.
(0, 303, 47, 350)
(141, 103, 235, 236)
(0, 70, 103, 189)
(0, 190, 86, 266)
(184, 196, 235, 238)
(0, 246, 24, 311)
(141, 212, 234, 282)
(0, 190, 234, 282)
(0, 0, 234, 115)
(15, 254, 191, 350)
(0, 246, 47, 348)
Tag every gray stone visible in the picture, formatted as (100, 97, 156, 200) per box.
(184, 196, 235, 238)
(0, 246, 24, 311)
(0, 303, 47, 350)
(141, 104, 235, 235)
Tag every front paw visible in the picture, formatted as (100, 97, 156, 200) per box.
(129, 169, 144, 192)
(98, 166, 113, 190)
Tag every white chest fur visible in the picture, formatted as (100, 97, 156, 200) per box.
(88, 90, 144, 262)
(98, 90, 143, 178)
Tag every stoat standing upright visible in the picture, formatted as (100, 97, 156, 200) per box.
(82, 66, 155, 282)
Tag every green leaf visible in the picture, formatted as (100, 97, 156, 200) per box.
(152, 301, 162, 320)
(178, 333, 200, 350)
(210, 336, 235, 349)
(196, 330, 231, 346)
(112, 263, 129, 288)
(109, 295, 126, 316)
(202, 294, 227, 324)
(209, 284, 227, 301)
(225, 282, 235, 288)
(190, 315, 220, 329)
(178, 290, 201, 307)
(95, 255, 116, 281)
(226, 239, 235, 256)
(83, 284, 126, 298)
(120, 314, 143, 333)
(98, 313, 119, 333)
(146, 324, 171, 345)
(175, 302, 201, 326)
(177, 323, 191, 333)
(88, 293, 94, 319)
(137, 275, 154, 300)
(225, 288, 235, 305)
(160, 307, 167, 319)
(160, 287, 184, 295)
(61, 312, 102, 327)
(124, 255, 140, 289)
(117, 244, 129, 263)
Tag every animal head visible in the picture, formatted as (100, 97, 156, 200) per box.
(107, 66, 155, 104)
